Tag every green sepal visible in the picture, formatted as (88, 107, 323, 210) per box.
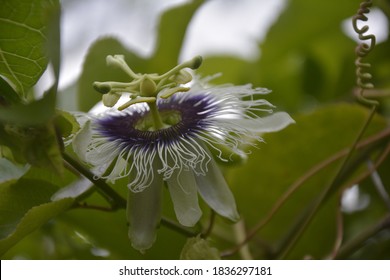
(180, 235, 220, 260)
(54, 110, 80, 138)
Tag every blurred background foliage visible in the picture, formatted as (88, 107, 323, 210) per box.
(1, 0, 390, 259)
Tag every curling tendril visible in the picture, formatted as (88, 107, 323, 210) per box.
(352, 0, 378, 106)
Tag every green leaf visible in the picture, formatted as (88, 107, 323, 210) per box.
(2, 220, 104, 259)
(0, 89, 55, 125)
(0, 172, 75, 256)
(0, 0, 56, 98)
(151, 0, 204, 72)
(24, 123, 63, 173)
(0, 178, 60, 239)
(226, 103, 388, 259)
(0, 76, 21, 106)
(22, 165, 77, 190)
(0, 120, 63, 172)
(200, 56, 255, 86)
(45, 0, 61, 84)
(0, 88, 62, 172)
(0, 198, 73, 256)
(0, 10, 62, 172)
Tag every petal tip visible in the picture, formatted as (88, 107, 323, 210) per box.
(128, 228, 157, 253)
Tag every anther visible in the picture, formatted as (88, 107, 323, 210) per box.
(93, 82, 111, 94)
(156, 56, 203, 80)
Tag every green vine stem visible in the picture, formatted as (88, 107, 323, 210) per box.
(160, 217, 199, 237)
(62, 151, 127, 210)
(342, 142, 390, 191)
(327, 191, 345, 259)
(201, 210, 216, 238)
(335, 214, 390, 259)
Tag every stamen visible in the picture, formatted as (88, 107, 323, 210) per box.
(93, 82, 111, 94)
(160, 87, 190, 99)
(155, 56, 202, 80)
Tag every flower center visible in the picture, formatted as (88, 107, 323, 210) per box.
(95, 94, 214, 146)
(135, 110, 182, 131)
(93, 55, 203, 133)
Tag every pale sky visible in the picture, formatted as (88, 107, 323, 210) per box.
(58, 0, 286, 89)
(34, 0, 387, 93)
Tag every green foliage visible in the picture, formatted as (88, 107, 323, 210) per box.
(200, 0, 361, 112)
(0, 89, 56, 125)
(1, 0, 390, 260)
(0, 197, 73, 255)
(0, 0, 58, 98)
(227, 104, 388, 259)
(0, 176, 73, 254)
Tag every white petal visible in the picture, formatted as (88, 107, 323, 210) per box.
(51, 177, 93, 201)
(72, 120, 92, 162)
(257, 112, 295, 133)
(127, 173, 163, 252)
(229, 112, 295, 133)
(107, 156, 128, 180)
(167, 169, 202, 227)
(195, 157, 239, 222)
